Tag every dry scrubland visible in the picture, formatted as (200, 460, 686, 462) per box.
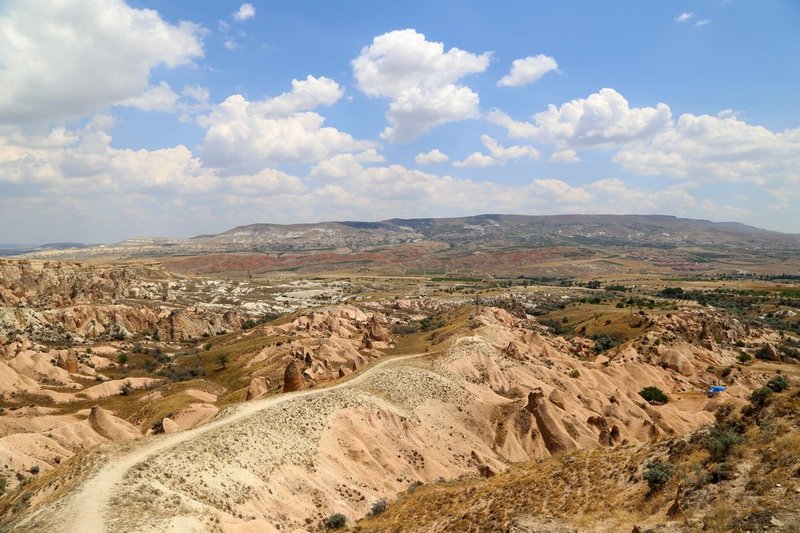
(0, 240, 798, 532)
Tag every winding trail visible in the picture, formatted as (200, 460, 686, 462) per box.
(22, 353, 427, 533)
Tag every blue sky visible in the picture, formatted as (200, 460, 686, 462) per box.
(1, 0, 799, 243)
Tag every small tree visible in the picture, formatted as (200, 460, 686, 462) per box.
(749, 386, 772, 409)
(216, 353, 230, 369)
(640, 386, 669, 405)
(643, 460, 673, 489)
(117, 353, 128, 365)
(203, 342, 212, 351)
(594, 333, 616, 353)
(766, 374, 789, 393)
(324, 513, 347, 529)
(703, 422, 744, 461)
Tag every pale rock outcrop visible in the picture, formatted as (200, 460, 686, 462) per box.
(525, 388, 579, 454)
(282, 360, 305, 392)
(162, 417, 180, 434)
(757, 342, 781, 361)
(88, 406, 141, 441)
(246, 377, 271, 400)
(56, 350, 79, 374)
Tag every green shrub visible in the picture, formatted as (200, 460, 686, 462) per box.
(705, 462, 733, 484)
(408, 480, 423, 493)
(643, 460, 673, 489)
(660, 287, 684, 298)
(703, 422, 745, 461)
(766, 374, 789, 392)
(605, 285, 627, 292)
(640, 386, 669, 405)
(29, 465, 40, 475)
(737, 352, 752, 363)
(720, 366, 732, 378)
(370, 498, 388, 516)
(324, 513, 347, 529)
(749, 386, 773, 409)
(216, 353, 230, 369)
(120, 381, 134, 396)
(569, 369, 580, 379)
(203, 342, 212, 351)
(594, 333, 616, 353)
(117, 353, 128, 365)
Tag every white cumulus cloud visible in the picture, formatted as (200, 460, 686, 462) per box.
(233, 3, 256, 22)
(549, 149, 580, 163)
(453, 152, 495, 168)
(352, 29, 490, 142)
(118, 82, 179, 112)
(198, 77, 370, 172)
(675, 12, 695, 23)
(489, 88, 672, 147)
(415, 149, 449, 165)
(0, 0, 204, 123)
(614, 113, 800, 184)
(454, 135, 540, 167)
(497, 54, 558, 87)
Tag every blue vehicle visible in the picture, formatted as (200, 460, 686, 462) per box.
(707, 385, 726, 398)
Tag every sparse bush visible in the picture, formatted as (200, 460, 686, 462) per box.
(370, 498, 388, 516)
(391, 324, 418, 335)
(703, 422, 745, 461)
(643, 460, 673, 489)
(594, 333, 616, 353)
(408, 480, 423, 493)
(324, 513, 347, 529)
(241, 319, 258, 330)
(29, 465, 40, 475)
(660, 287, 684, 298)
(720, 366, 733, 378)
(569, 369, 580, 379)
(640, 386, 669, 405)
(749, 386, 773, 409)
(216, 353, 230, 369)
(737, 352, 752, 363)
(705, 462, 733, 484)
(766, 374, 789, 392)
(605, 285, 627, 292)
(419, 316, 443, 332)
(0, 475, 6, 495)
(203, 342, 212, 351)
(117, 353, 128, 365)
(120, 380, 134, 396)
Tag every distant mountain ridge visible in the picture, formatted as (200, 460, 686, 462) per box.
(16, 214, 800, 260)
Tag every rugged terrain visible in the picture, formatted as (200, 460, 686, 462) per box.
(0, 221, 798, 532)
(19, 215, 800, 278)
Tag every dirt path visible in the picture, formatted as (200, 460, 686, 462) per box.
(20, 353, 428, 533)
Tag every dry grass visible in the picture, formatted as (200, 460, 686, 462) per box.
(357, 386, 800, 532)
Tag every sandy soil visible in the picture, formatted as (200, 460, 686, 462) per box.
(14, 352, 427, 533)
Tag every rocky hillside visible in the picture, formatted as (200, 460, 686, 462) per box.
(359, 380, 800, 532)
(4, 304, 787, 532)
(20, 214, 800, 260)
